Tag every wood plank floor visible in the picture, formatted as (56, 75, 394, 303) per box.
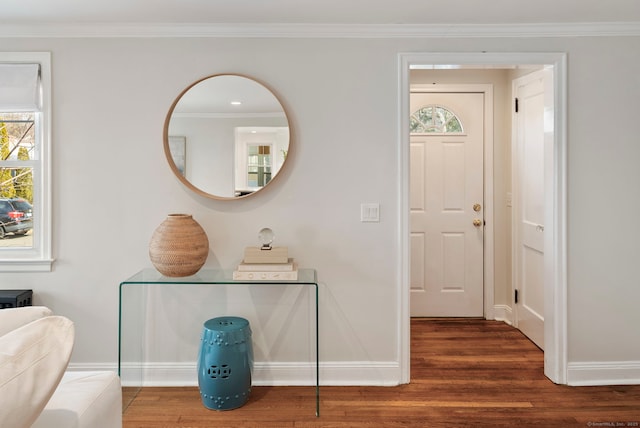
(123, 319, 640, 427)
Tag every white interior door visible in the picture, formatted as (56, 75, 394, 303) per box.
(410, 92, 484, 317)
(513, 70, 550, 349)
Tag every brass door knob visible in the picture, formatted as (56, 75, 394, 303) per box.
(473, 203, 482, 212)
(473, 219, 482, 227)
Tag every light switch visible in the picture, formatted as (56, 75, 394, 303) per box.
(361, 203, 380, 222)
(506, 192, 512, 208)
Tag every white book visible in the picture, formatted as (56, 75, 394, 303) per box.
(237, 259, 295, 272)
(232, 269, 298, 281)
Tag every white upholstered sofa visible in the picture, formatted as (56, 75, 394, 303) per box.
(0, 306, 122, 428)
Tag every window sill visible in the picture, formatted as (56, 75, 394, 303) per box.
(0, 259, 55, 272)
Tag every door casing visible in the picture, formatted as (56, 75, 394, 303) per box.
(398, 52, 568, 385)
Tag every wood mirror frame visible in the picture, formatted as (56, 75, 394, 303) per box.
(163, 74, 291, 200)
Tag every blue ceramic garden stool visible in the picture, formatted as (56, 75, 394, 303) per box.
(197, 316, 253, 410)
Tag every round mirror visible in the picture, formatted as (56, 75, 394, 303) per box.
(163, 74, 291, 200)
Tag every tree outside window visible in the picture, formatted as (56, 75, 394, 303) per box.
(1, 113, 34, 201)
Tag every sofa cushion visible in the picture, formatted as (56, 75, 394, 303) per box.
(0, 315, 74, 428)
(32, 371, 123, 428)
(0, 306, 53, 337)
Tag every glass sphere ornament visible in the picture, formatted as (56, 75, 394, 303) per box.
(258, 228, 274, 249)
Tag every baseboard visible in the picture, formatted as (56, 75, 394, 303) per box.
(81, 361, 401, 387)
(493, 304, 513, 325)
(71, 359, 640, 387)
(567, 361, 640, 386)
(67, 363, 117, 372)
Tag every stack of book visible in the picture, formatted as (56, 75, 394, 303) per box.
(232, 246, 298, 280)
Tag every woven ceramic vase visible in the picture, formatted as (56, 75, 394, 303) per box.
(149, 214, 209, 277)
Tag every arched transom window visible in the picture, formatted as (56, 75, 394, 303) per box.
(410, 105, 463, 134)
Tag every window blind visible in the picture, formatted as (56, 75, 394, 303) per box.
(0, 64, 41, 111)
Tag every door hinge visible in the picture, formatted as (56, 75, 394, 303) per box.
(514, 289, 519, 304)
(515, 98, 519, 113)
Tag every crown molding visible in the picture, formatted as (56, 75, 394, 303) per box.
(1, 22, 640, 38)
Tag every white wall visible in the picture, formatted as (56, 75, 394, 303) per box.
(1, 34, 639, 386)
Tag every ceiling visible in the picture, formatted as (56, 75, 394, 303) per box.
(3, 0, 640, 25)
(172, 75, 285, 115)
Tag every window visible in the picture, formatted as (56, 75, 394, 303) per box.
(0, 53, 52, 271)
(247, 144, 272, 188)
(410, 105, 463, 134)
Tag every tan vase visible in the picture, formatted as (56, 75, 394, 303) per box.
(149, 214, 209, 277)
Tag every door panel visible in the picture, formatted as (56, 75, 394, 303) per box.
(514, 71, 547, 348)
(410, 92, 484, 317)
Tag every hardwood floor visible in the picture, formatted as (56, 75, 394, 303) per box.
(123, 319, 640, 427)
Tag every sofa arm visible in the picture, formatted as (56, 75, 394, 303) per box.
(0, 306, 53, 337)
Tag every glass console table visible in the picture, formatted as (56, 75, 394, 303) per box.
(119, 268, 319, 416)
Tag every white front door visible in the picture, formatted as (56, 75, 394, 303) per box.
(410, 92, 485, 317)
(513, 70, 550, 349)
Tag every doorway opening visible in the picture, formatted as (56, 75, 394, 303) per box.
(409, 87, 491, 318)
(398, 53, 568, 385)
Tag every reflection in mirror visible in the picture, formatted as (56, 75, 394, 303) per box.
(164, 75, 290, 200)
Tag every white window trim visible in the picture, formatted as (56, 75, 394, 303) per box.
(0, 52, 53, 272)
